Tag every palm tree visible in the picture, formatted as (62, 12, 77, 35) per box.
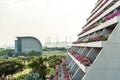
(28, 57, 48, 80)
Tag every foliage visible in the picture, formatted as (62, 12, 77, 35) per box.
(61, 58, 71, 80)
(0, 51, 67, 80)
(103, 10, 120, 21)
(14, 74, 28, 80)
(43, 47, 67, 52)
(15, 50, 41, 56)
(28, 50, 41, 56)
(72, 35, 108, 44)
(17, 56, 35, 64)
(68, 49, 92, 66)
(28, 57, 48, 80)
(23, 73, 42, 80)
(46, 55, 65, 68)
(0, 59, 24, 79)
(0, 49, 15, 57)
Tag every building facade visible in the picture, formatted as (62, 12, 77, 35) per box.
(15, 36, 42, 54)
(56, 0, 120, 80)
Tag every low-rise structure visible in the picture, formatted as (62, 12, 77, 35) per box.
(15, 36, 42, 54)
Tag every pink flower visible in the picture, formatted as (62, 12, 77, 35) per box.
(80, 57, 91, 66)
(68, 50, 92, 66)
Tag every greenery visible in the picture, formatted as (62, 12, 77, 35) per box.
(0, 59, 24, 79)
(23, 73, 41, 80)
(28, 50, 39, 56)
(15, 50, 42, 57)
(14, 74, 28, 80)
(0, 50, 67, 80)
(28, 57, 48, 80)
(43, 50, 67, 56)
(46, 55, 65, 68)
(0, 49, 15, 57)
(43, 47, 67, 52)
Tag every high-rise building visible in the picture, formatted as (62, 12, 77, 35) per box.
(15, 36, 42, 54)
(56, 0, 120, 80)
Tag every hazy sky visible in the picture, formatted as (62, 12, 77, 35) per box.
(0, 0, 96, 47)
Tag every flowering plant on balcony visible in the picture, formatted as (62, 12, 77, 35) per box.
(72, 40, 82, 44)
(109, 1, 116, 6)
(61, 58, 71, 80)
(77, 28, 89, 36)
(82, 0, 118, 31)
(53, 75, 58, 80)
(81, 57, 92, 66)
(81, 35, 108, 43)
(68, 49, 92, 66)
(55, 65, 59, 73)
(88, 35, 108, 42)
(85, 0, 108, 26)
(68, 50, 82, 61)
(105, 1, 117, 10)
(62, 67, 70, 80)
(68, 50, 78, 57)
(103, 10, 120, 21)
(68, 49, 74, 54)
(82, 38, 90, 43)
(76, 35, 108, 44)
(76, 55, 85, 62)
(82, 0, 119, 31)
(112, 10, 120, 17)
(78, 25, 96, 36)
(53, 65, 59, 80)
(87, 0, 103, 21)
(87, 10, 104, 25)
(79, 0, 118, 36)
(78, 11, 104, 36)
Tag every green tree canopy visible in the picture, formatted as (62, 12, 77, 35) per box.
(0, 60, 24, 79)
(28, 57, 48, 80)
(28, 50, 39, 56)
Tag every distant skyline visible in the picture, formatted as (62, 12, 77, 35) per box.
(0, 0, 96, 48)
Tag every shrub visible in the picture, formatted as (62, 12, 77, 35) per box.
(23, 73, 42, 80)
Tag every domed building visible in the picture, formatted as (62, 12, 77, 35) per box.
(15, 36, 42, 54)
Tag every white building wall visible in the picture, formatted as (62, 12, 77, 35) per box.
(21, 37, 42, 53)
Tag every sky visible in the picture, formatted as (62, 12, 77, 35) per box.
(0, 0, 96, 48)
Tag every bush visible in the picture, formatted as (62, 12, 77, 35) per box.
(23, 73, 42, 80)
(0, 59, 24, 79)
(28, 57, 48, 80)
(14, 74, 27, 80)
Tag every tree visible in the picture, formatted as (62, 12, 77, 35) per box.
(47, 55, 65, 68)
(0, 49, 15, 57)
(28, 57, 48, 80)
(28, 50, 39, 56)
(0, 60, 24, 79)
